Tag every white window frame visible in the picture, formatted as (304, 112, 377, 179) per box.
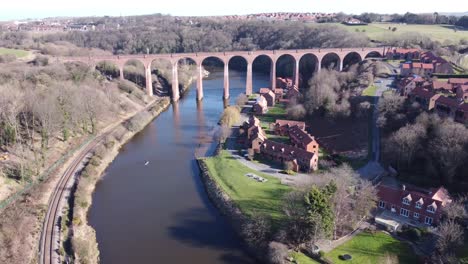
(425, 216, 433, 225)
(415, 202, 422, 209)
(427, 206, 436, 213)
(402, 198, 410, 205)
(413, 212, 419, 219)
(400, 208, 409, 218)
(379, 201, 386, 208)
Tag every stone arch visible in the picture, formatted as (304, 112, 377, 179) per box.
(276, 54, 296, 79)
(321, 52, 341, 71)
(175, 57, 198, 101)
(342, 52, 363, 70)
(201, 56, 226, 99)
(298, 53, 320, 88)
(252, 54, 274, 92)
(228, 55, 251, 95)
(123, 59, 146, 89)
(150, 57, 173, 97)
(364, 51, 383, 59)
(95, 60, 121, 80)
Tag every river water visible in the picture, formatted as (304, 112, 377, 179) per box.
(88, 69, 269, 264)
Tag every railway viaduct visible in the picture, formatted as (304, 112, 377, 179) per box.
(57, 47, 387, 101)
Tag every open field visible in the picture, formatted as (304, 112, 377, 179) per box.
(202, 150, 291, 223)
(333, 23, 468, 43)
(0, 48, 30, 58)
(290, 251, 320, 264)
(325, 231, 418, 264)
(362, 85, 377, 96)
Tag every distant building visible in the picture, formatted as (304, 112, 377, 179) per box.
(409, 87, 441, 111)
(386, 48, 421, 60)
(261, 89, 276, 107)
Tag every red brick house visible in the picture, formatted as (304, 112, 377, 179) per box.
(274, 88, 284, 101)
(434, 96, 463, 117)
(260, 139, 318, 172)
(455, 103, 468, 124)
(253, 96, 268, 114)
(432, 80, 454, 94)
(261, 90, 276, 107)
(456, 85, 468, 101)
(377, 183, 452, 226)
(420, 51, 453, 74)
(286, 86, 300, 100)
(271, 120, 306, 136)
(288, 125, 319, 154)
(259, 88, 271, 94)
(249, 126, 267, 153)
(398, 76, 426, 96)
(386, 48, 420, 60)
(400, 62, 434, 77)
(409, 87, 441, 111)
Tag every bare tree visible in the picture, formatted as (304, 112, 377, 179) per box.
(267, 242, 288, 264)
(235, 93, 249, 107)
(436, 220, 464, 262)
(286, 104, 306, 120)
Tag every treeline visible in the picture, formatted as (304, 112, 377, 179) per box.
(351, 12, 461, 25)
(37, 17, 370, 55)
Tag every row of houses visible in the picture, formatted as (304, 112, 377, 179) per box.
(220, 13, 337, 22)
(393, 49, 454, 76)
(241, 116, 319, 172)
(399, 77, 468, 123)
(253, 78, 301, 115)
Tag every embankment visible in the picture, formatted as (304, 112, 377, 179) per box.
(67, 97, 171, 264)
(196, 157, 267, 263)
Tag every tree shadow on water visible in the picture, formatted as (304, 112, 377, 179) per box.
(167, 207, 255, 263)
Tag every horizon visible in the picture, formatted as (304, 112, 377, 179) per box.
(1, 0, 468, 22)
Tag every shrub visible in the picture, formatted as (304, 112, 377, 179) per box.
(267, 241, 288, 264)
(0, 54, 16, 63)
(32, 55, 49, 66)
(125, 111, 152, 132)
(318, 250, 326, 258)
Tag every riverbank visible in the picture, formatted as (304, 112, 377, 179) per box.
(66, 97, 171, 264)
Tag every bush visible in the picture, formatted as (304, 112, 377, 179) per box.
(32, 55, 49, 66)
(399, 227, 422, 241)
(318, 250, 326, 258)
(125, 111, 152, 132)
(0, 54, 16, 63)
(267, 242, 288, 264)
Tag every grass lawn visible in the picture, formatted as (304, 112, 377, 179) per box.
(457, 243, 468, 260)
(290, 251, 320, 264)
(332, 23, 468, 43)
(202, 150, 291, 223)
(258, 103, 287, 125)
(0, 47, 30, 58)
(325, 231, 417, 264)
(362, 85, 377, 96)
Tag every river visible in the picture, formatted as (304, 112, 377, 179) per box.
(88, 68, 270, 264)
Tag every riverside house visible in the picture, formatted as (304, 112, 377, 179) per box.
(260, 139, 318, 172)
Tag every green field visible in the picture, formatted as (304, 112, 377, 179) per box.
(362, 84, 377, 96)
(334, 23, 468, 43)
(0, 48, 30, 58)
(325, 231, 417, 264)
(290, 251, 320, 264)
(202, 150, 291, 222)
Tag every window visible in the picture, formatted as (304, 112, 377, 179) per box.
(427, 206, 435, 213)
(391, 206, 396, 213)
(400, 208, 409, 218)
(415, 202, 422, 209)
(414, 212, 419, 219)
(425, 216, 433, 225)
(402, 198, 410, 205)
(379, 201, 386, 209)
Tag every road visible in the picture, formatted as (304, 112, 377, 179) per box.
(358, 76, 394, 181)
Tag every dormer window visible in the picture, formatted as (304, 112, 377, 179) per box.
(427, 204, 436, 214)
(415, 202, 422, 209)
(402, 194, 412, 205)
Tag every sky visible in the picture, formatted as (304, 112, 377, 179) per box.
(1, 0, 468, 21)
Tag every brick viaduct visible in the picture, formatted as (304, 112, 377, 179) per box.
(57, 47, 387, 101)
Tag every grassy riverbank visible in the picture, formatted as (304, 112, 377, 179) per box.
(201, 150, 291, 224)
(67, 97, 171, 264)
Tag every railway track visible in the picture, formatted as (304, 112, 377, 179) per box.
(39, 132, 110, 264)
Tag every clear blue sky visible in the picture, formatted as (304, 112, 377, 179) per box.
(1, 0, 467, 21)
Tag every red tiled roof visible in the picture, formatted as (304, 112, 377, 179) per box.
(259, 88, 271, 94)
(274, 119, 306, 129)
(412, 62, 423, 68)
(436, 96, 463, 108)
(410, 87, 438, 100)
(402, 63, 411, 69)
(377, 183, 451, 210)
(422, 63, 434, 69)
(289, 125, 314, 145)
(261, 139, 315, 160)
(449, 78, 468, 85)
(432, 80, 453, 91)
